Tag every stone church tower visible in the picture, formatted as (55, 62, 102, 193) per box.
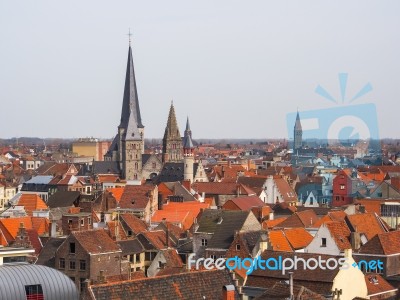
(162, 103, 183, 163)
(105, 43, 144, 180)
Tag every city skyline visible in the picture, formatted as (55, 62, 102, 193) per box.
(1, 1, 400, 139)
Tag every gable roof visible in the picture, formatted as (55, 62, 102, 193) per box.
(192, 182, 256, 196)
(283, 227, 313, 250)
(71, 229, 120, 254)
(0, 217, 49, 243)
(47, 191, 80, 208)
(119, 184, 156, 210)
(277, 210, 319, 228)
(345, 213, 387, 240)
(120, 213, 148, 235)
(268, 230, 293, 252)
(359, 230, 400, 255)
(16, 194, 48, 215)
(89, 269, 238, 300)
(324, 221, 352, 250)
(223, 196, 265, 211)
(36, 237, 65, 267)
(364, 274, 397, 297)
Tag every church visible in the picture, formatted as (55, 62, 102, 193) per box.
(103, 42, 208, 184)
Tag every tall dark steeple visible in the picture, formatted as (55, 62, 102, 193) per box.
(293, 110, 302, 150)
(105, 37, 145, 181)
(162, 102, 183, 163)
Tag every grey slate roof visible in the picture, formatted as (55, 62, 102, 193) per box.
(156, 162, 199, 183)
(47, 191, 80, 208)
(197, 210, 250, 250)
(0, 264, 79, 300)
(119, 45, 143, 129)
(36, 237, 66, 267)
(117, 239, 144, 255)
(92, 161, 121, 175)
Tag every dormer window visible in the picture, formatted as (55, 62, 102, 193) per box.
(321, 238, 327, 247)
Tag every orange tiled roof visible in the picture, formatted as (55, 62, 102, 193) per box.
(359, 230, 400, 255)
(283, 228, 313, 250)
(325, 221, 351, 250)
(346, 213, 387, 240)
(107, 187, 125, 202)
(269, 230, 293, 252)
(0, 217, 49, 242)
(17, 194, 48, 216)
(262, 217, 286, 229)
(152, 201, 209, 230)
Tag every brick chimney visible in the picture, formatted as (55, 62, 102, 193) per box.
(182, 180, 191, 191)
(391, 177, 400, 191)
(222, 285, 235, 300)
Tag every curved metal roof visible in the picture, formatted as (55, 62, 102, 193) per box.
(0, 264, 79, 300)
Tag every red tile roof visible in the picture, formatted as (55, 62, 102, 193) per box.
(73, 229, 121, 254)
(359, 230, 400, 255)
(222, 195, 265, 211)
(119, 185, 156, 210)
(364, 274, 397, 297)
(120, 214, 148, 235)
(107, 187, 125, 202)
(192, 182, 256, 196)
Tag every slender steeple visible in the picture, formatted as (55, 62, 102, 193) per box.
(162, 101, 183, 163)
(183, 117, 194, 150)
(119, 44, 143, 130)
(293, 110, 303, 150)
(184, 116, 192, 139)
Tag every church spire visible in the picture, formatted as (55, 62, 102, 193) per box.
(119, 42, 143, 130)
(184, 116, 192, 139)
(162, 102, 183, 163)
(183, 117, 194, 150)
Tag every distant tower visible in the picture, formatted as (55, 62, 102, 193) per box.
(183, 117, 195, 183)
(106, 39, 144, 180)
(293, 111, 302, 150)
(162, 102, 183, 163)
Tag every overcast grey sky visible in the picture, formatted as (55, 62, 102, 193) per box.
(1, 1, 399, 140)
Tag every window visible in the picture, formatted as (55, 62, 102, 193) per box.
(310, 197, 314, 205)
(100, 212, 105, 223)
(152, 162, 156, 169)
(69, 242, 76, 254)
(59, 258, 65, 269)
(69, 260, 76, 270)
(210, 255, 216, 261)
(321, 238, 327, 247)
(25, 284, 43, 300)
(80, 278, 86, 292)
(88, 217, 91, 225)
(340, 184, 345, 190)
(236, 244, 241, 251)
(201, 239, 208, 246)
(80, 260, 86, 271)
(80, 219, 84, 226)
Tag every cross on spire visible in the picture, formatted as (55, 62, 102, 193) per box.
(127, 28, 133, 46)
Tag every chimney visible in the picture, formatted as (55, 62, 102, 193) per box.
(289, 272, 294, 300)
(359, 205, 366, 214)
(350, 231, 361, 250)
(228, 160, 232, 168)
(222, 166, 226, 178)
(182, 180, 191, 191)
(344, 248, 352, 259)
(259, 231, 270, 252)
(158, 193, 163, 210)
(49, 221, 57, 237)
(98, 270, 106, 284)
(269, 212, 274, 221)
(391, 177, 400, 191)
(236, 185, 242, 196)
(222, 285, 235, 300)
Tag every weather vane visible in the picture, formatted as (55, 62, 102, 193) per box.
(127, 28, 133, 45)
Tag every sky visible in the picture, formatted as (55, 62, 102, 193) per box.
(1, 1, 400, 140)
